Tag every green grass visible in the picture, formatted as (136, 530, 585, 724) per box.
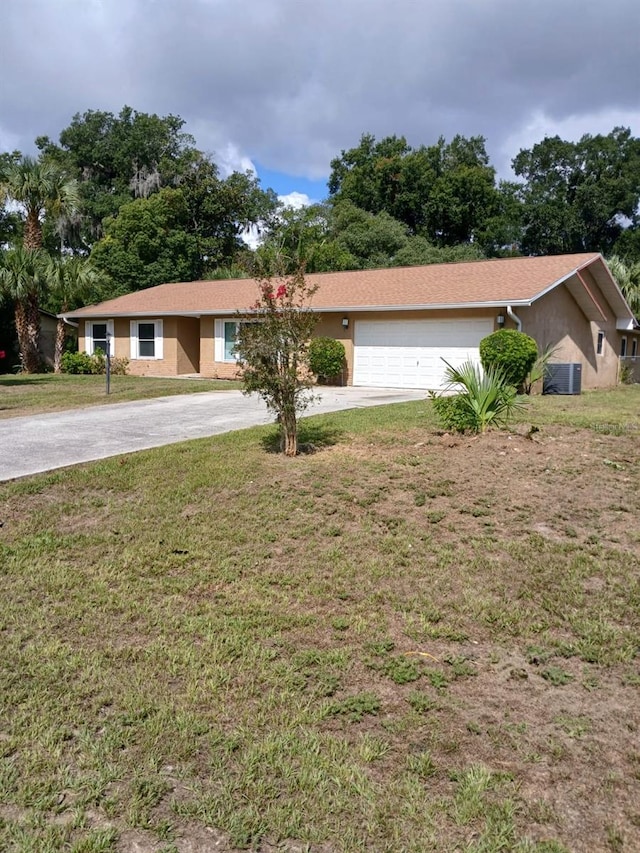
(0, 373, 242, 418)
(523, 384, 640, 431)
(0, 388, 639, 851)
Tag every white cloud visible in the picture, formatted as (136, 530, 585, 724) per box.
(277, 192, 313, 210)
(211, 142, 257, 179)
(241, 193, 313, 249)
(185, 120, 257, 176)
(499, 108, 640, 179)
(240, 225, 262, 250)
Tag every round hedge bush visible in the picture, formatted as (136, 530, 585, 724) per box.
(309, 337, 346, 383)
(479, 329, 538, 389)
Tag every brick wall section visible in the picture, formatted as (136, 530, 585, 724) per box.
(128, 318, 178, 377)
(199, 316, 242, 379)
(81, 317, 183, 377)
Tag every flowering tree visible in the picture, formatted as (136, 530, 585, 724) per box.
(234, 266, 318, 456)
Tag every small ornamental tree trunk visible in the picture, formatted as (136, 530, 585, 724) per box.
(280, 406, 298, 457)
(235, 265, 319, 457)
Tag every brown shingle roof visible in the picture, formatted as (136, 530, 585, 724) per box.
(67, 253, 604, 318)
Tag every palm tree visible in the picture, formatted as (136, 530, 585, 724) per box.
(0, 156, 80, 249)
(0, 247, 47, 372)
(44, 255, 105, 372)
(0, 156, 80, 372)
(607, 255, 640, 319)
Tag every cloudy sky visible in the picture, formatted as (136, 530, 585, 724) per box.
(2, 0, 639, 205)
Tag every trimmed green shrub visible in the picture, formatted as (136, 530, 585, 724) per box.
(60, 351, 129, 375)
(479, 329, 538, 390)
(61, 351, 102, 374)
(309, 337, 345, 383)
(431, 393, 476, 433)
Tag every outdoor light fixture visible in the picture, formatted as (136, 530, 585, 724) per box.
(496, 314, 505, 327)
(342, 317, 349, 329)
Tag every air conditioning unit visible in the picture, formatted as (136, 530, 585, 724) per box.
(543, 363, 582, 395)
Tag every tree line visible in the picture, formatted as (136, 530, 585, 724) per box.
(1, 106, 640, 372)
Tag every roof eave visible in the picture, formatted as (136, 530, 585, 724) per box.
(68, 300, 533, 319)
(528, 267, 587, 303)
(528, 255, 636, 326)
(65, 311, 204, 319)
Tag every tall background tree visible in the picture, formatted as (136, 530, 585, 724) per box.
(512, 128, 640, 257)
(0, 151, 23, 247)
(328, 132, 500, 246)
(35, 106, 199, 242)
(606, 255, 640, 318)
(89, 188, 202, 294)
(0, 156, 79, 371)
(0, 246, 47, 372)
(257, 199, 485, 274)
(36, 106, 278, 274)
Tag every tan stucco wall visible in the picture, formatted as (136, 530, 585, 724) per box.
(176, 317, 200, 374)
(314, 315, 353, 384)
(518, 280, 620, 390)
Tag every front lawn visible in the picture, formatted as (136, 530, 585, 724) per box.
(0, 388, 639, 852)
(0, 373, 242, 418)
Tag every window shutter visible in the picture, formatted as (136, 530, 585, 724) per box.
(155, 320, 163, 360)
(130, 321, 137, 360)
(214, 319, 224, 362)
(86, 322, 93, 355)
(107, 320, 114, 357)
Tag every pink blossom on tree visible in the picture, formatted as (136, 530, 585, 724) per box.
(234, 266, 318, 457)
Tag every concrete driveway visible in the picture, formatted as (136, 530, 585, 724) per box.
(0, 387, 427, 481)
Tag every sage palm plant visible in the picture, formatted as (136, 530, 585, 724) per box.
(432, 359, 527, 434)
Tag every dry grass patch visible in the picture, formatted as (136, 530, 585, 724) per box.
(0, 373, 241, 418)
(0, 391, 639, 851)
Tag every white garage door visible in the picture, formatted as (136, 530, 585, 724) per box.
(353, 318, 493, 389)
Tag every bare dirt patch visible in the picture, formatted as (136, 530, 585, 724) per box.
(1, 417, 639, 852)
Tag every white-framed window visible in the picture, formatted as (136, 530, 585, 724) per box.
(214, 319, 241, 363)
(596, 330, 604, 355)
(620, 336, 627, 358)
(130, 320, 163, 360)
(632, 338, 638, 359)
(86, 320, 114, 356)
